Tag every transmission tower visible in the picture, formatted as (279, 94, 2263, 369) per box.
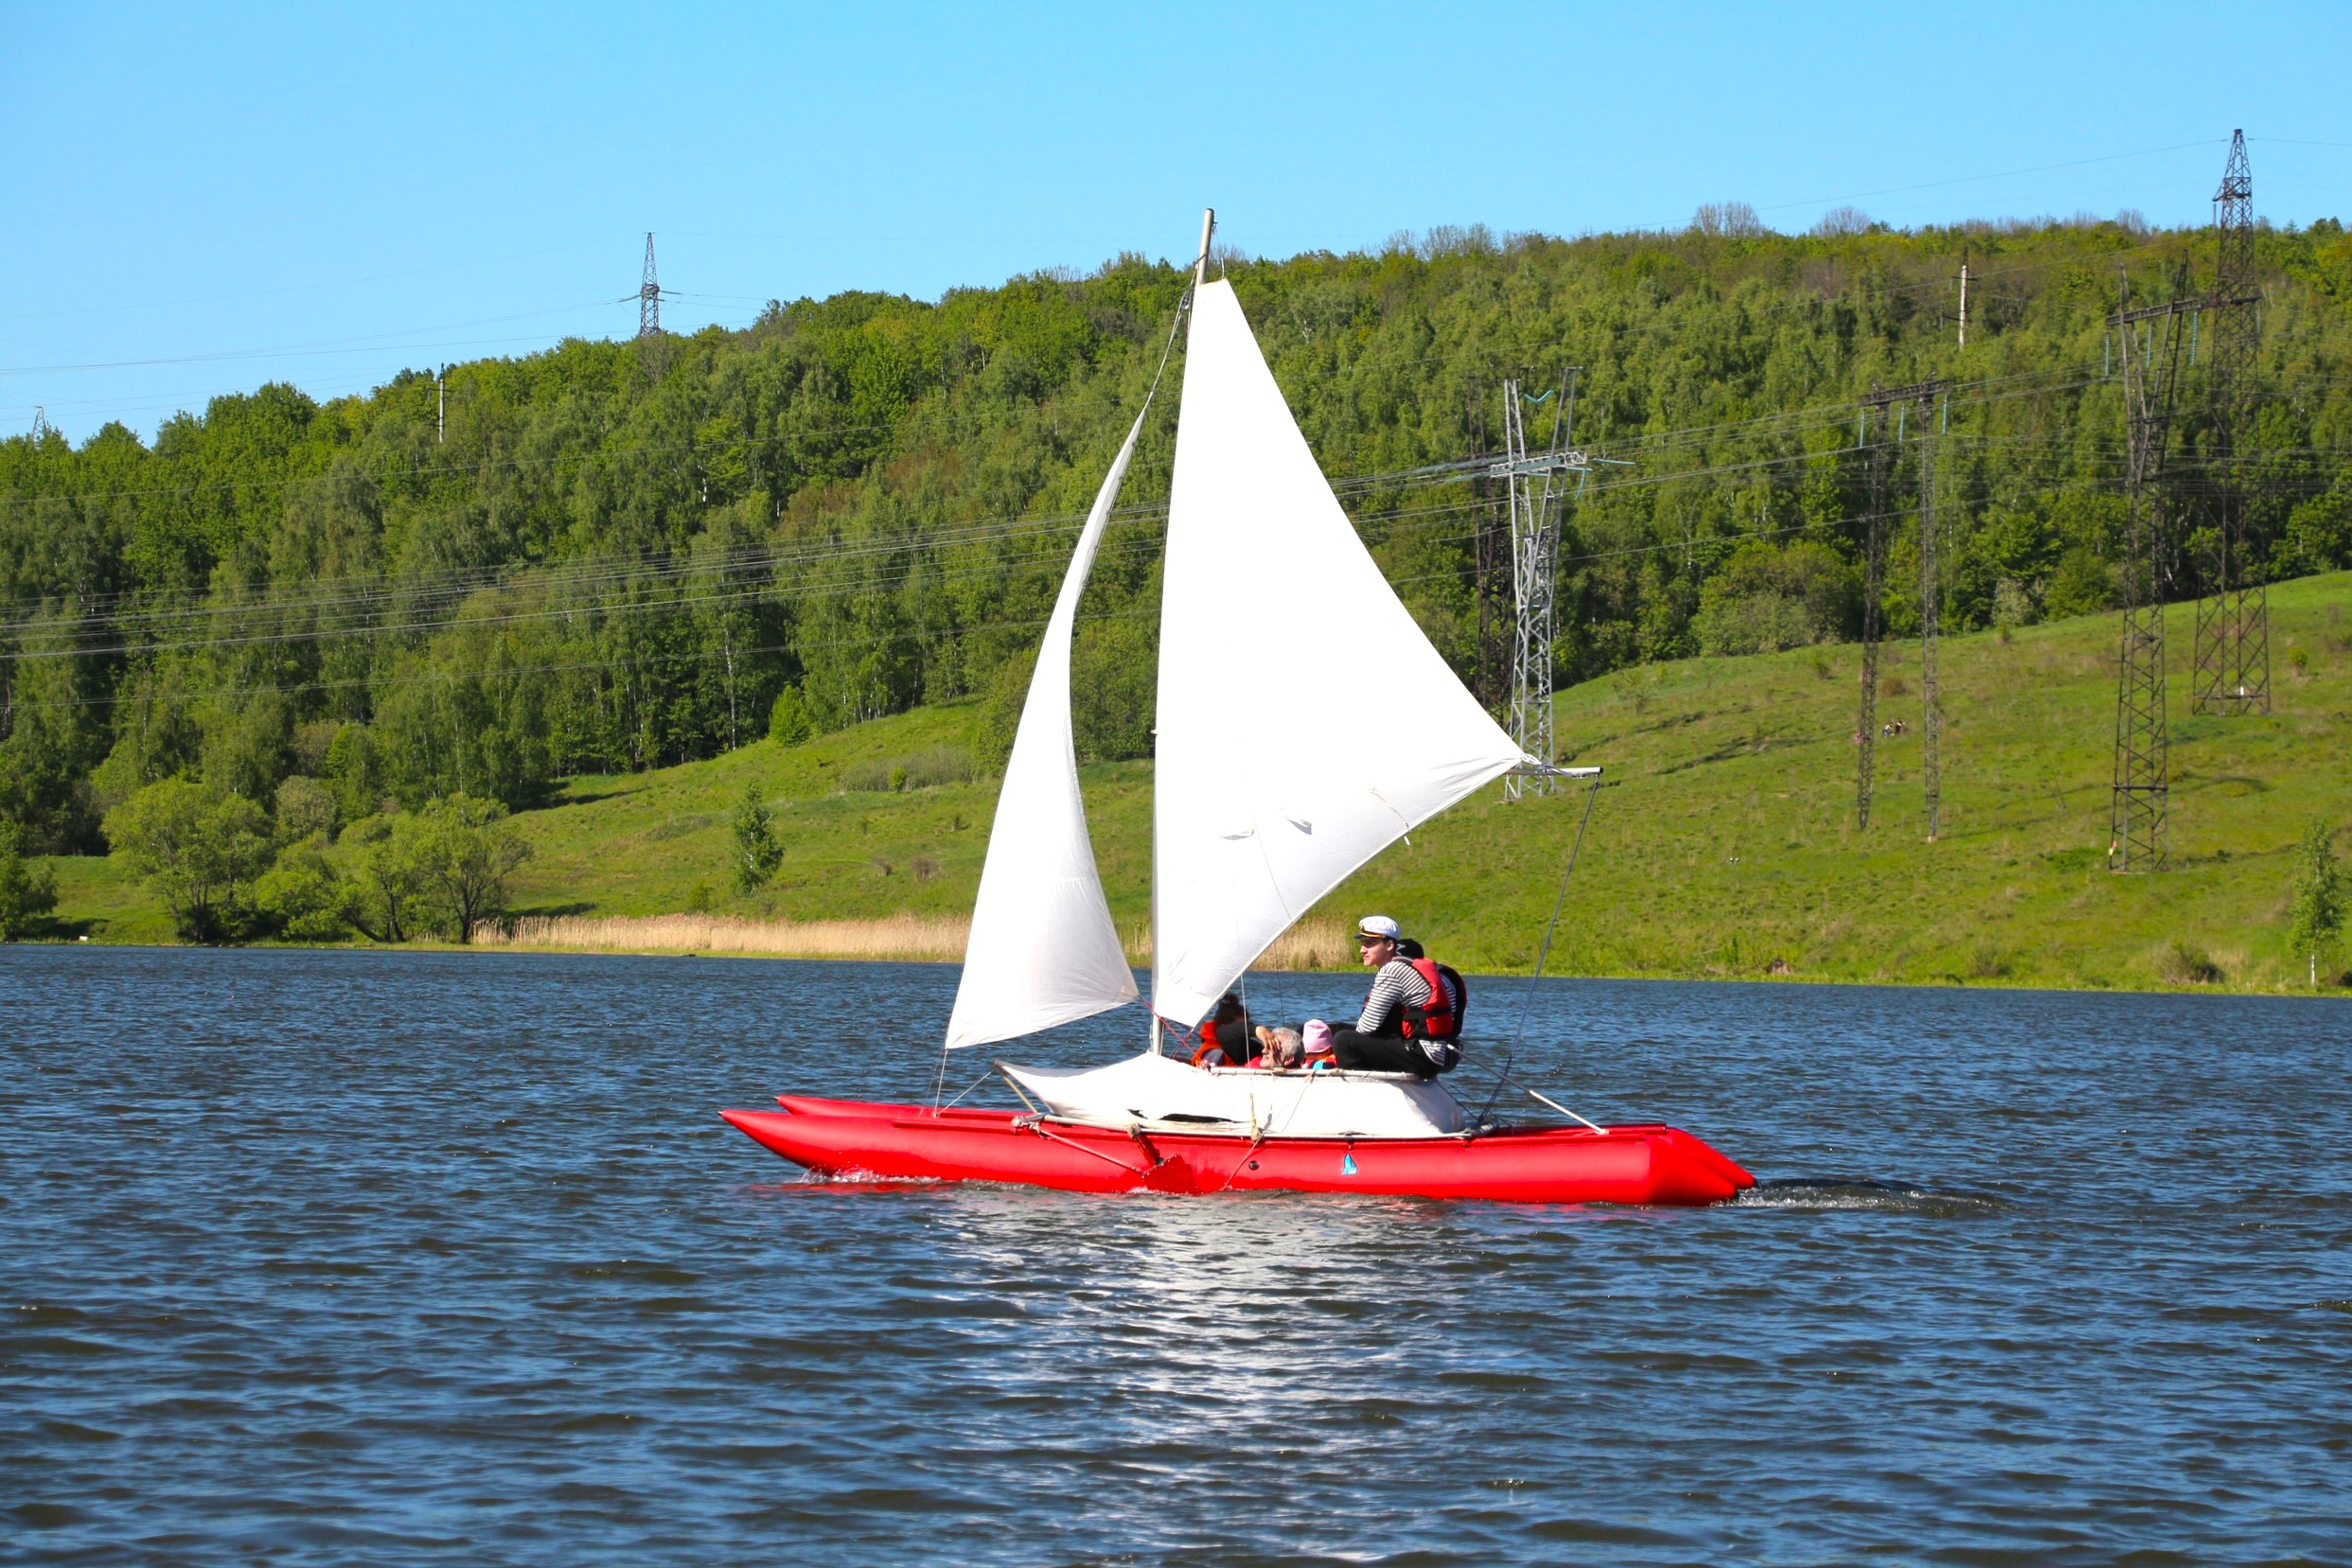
(1494, 372, 1594, 799)
(639, 232, 663, 338)
(1854, 379, 1942, 835)
(2108, 271, 2195, 872)
(1466, 376, 1510, 713)
(1856, 399, 1890, 831)
(2191, 130, 2269, 716)
(1917, 385, 1945, 840)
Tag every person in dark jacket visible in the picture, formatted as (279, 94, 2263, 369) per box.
(1192, 991, 1259, 1066)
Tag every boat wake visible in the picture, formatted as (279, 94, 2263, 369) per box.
(1731, 1176, 2007, 1217)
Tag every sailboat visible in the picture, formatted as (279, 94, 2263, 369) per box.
(722, 216, 1754, 1206)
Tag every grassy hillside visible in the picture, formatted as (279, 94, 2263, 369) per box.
(44, 571, 2352, 992)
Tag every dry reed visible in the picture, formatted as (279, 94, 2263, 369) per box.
(1118, 917, 1353, 972)
(480, 911, 1358, 970)
(481, 911, 970, 960)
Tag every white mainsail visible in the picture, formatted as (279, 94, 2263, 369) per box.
(1149, 280, 1529, 1029)
(943, 413, 1147, 1049)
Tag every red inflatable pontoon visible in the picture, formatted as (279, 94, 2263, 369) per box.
(722, 1096, 1755, 1206)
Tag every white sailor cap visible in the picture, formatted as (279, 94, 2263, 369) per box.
(1355, 914, 1402, 943)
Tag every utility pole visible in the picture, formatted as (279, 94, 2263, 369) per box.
(1957, 251, 1970, 349)
(1494, 371, 1596, 799)
(2191, 131, 2269, 716)
(1854, 379, 1942, 834)
(2108, 270, 2195, 872)
(639, 233, 663, 338)
(436, 366, 446, 444)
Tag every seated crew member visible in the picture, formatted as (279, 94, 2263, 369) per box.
(1254, 1025, 1306, 1069)
(1327, 915, 1460, 1077)
(1190, 991, 1260, 1067)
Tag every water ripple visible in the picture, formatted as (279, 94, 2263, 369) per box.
(4, 947, 2349, 1565)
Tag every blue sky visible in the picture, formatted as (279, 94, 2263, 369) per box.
(5, 1, 2348, 441)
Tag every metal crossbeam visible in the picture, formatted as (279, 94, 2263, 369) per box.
(1488, 450, 1601, 480)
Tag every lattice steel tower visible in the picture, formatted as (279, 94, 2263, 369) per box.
(639, 233, 663, 338)
(2192, 131, 2268, 715)
(1915, 385, 1945, 839)
(1493, 373, 1594, 800)
(1853, 381, 1944, 835)
(1856, 396, 1892, 832)
(1466, 376, 1511, 714)
(2108, 271, 2194, 872)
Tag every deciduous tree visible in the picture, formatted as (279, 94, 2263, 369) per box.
(102, 779, 273, 943)
(2289, 819, 2345, 987)
(0, 820, 60, 940)
(408, 794, 532, 943)
(731, 783, 783, 892)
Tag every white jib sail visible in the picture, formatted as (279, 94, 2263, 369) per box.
(943, 413, 1147, 1048)
(1150, 281, 1529, 1028)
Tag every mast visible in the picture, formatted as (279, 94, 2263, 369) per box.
(1150, 207, 1214, 1055)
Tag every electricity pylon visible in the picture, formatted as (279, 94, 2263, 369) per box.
(1855, 379, 1943, 836)
(1494, 373, 1596, 800)
(639, 233, 664, 338)
(2191, 130, 2268, 716)
(2108, 271, 2194, 872)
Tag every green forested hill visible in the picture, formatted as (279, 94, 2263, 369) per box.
(6, 218, 2352, 871)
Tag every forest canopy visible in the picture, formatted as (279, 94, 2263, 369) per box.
(6, 216, 2352, 853)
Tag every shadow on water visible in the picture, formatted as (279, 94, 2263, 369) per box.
(1732, 1175, 2009, 1217)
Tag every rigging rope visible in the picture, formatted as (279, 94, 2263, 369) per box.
(1473, 779, 1608, 1133)
(1507, 777, 1603, 1060)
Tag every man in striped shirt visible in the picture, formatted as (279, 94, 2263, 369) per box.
(1328, 914, 1459, 1077)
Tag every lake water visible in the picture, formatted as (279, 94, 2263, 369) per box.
(5, 945, 2349, 1565)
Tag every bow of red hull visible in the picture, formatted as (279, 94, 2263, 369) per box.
(721, 1099, 1753, 1206)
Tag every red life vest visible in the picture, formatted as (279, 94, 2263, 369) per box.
(1193, 1008, 1253, 1066)
(1398, 957, 1462, 1041)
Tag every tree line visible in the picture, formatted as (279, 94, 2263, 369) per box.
(5, 213, 2352, 877)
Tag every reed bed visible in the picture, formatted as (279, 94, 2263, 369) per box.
(481, 911, 1357, 970)
(482, 911, 971, 960)
(1118, 918, 1353, 972)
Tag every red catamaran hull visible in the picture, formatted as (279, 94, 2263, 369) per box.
(722, 1097, 1755, 1206)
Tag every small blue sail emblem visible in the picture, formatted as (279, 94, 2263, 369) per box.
(1340, 1153, 1359, 1176)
